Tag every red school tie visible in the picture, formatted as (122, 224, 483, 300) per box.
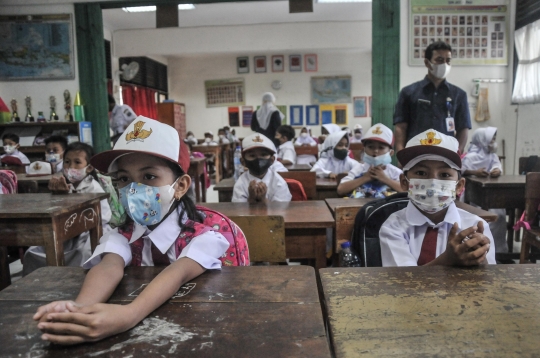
(417, 227, 438, 266)
(150, 241, 171, 266)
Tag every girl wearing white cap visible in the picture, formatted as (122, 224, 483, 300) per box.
(311, 130, 358, 179)
(251, 92, 284, 146)
(462, 127, 506, 254)
(33, 117, 233, 345)
(294, 127, 318, 166)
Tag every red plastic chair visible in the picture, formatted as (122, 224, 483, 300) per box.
(284, 178, 307, 201)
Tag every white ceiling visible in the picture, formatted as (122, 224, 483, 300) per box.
(102, 1, 372, 31)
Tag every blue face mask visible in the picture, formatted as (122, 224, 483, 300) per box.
(119, 181, 177, 226)
(363, 152, 392, 167)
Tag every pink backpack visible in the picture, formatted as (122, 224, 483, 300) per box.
(0, 170, 17, 194)
(121, 206, 250, 267)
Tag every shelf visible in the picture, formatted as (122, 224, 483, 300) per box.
(0, 121, 79, 128)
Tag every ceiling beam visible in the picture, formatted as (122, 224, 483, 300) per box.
(156, 4, 179, 27)
(289, 0, 313, 13)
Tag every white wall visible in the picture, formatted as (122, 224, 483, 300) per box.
(399, 1, 523, 173)
(0, 4, 80, 121)
(168, 50, 372, 139)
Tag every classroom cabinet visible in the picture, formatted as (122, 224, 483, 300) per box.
(156, 102, 186, 139)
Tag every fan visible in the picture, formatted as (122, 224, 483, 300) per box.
(119, 62, 139, 81)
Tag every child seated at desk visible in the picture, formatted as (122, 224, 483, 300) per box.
(379, 129, 496, 267)
(218, 128, 230, 144)
(311, 130, 358, 179)
(294, 127, 317, 166)
(461, 126, 507, 254)
(44, 135, 67, 173)
(337, 124, 402, 198)
(185, 131, 198, 145)
(350, 124, 363, 143)
(232, 133, 291, 203)
(223, 126, 239, 143)
(33, 118, 230, 345)
(275, 125, 296, 166)
(23, 142, 113, 276)
(1, 133, 30, 165)
(202, 131, 218, 146)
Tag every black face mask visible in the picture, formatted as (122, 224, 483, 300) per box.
(245, 158, 272, 177)
(333, 148, 348, 160)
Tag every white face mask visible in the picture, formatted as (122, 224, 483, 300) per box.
(187, 135, 195, 140)
(219, 135, 225, 139)
(46, 153, 61, 164)
(363, 152, 392, 167)
(407, 178, 457, 214)
(204, 137, 211, 143)
(488, 142, 498, 153)
(3, 145, 16, 154)
(429, 62, 451, 79)
(300, 132, 308, 138)
(354, 133, 362, 139)
(64, 166, 89, 183)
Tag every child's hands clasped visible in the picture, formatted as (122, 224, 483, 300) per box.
(490, 168, 501, 177)
(474, 168, 489, 177)
(444, 221, 490, 266)
(248, 180, 268, 203)
(368, 165, 389, 182)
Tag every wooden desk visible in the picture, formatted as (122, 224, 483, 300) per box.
(0, 266, 330, 358)
(465, 175, 526, 254)
(193, 144, 223, 183)
(17, 173, 52, 193)
(213, 177, 235, 202)
(321, 265, 540, 357)
(349, 142, 364, 162)
(284, 163, 311, 171)
(202, 201, 334, 269)
(316, 177, 340, 200)
(219, 142, 233, 179)
(188, 157, 207, 203)
(0, 193, 108, 290)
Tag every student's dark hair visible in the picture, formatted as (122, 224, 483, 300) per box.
(2, 133, 19, 144)
(425, 41, 452, 60)
(403, 168, 462, 179)
(44, 135, 68, 151)
(65, 142, 100, 182)
(277, 125, 295, 141)
(362, 139, 392, 149)
(108, 94, 116, 105)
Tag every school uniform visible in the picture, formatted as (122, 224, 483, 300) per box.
(84, 205, 229, 269)
(271, 160, 288, 172)
(294, 135, 317, 166)
(53, 160, 63, 174)
(1, 150, 30, 164)
(379, 201, 497, 266)
(311, 130, 358, 178)
(350, 136, 363, 144)
(219, 137, 230, 144)
(23, 175, 114, 275)
(277, 141, 296, 164)
(340, 162, 402, 198)
(201, 140, 218, 146)
(232, 167, 292, 202)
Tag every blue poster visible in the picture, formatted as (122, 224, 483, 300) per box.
(311, 76, 352, 104)
(289, 105, 303, 126)
(306, 105, 319, 126)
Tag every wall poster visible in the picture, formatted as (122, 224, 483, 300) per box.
(409, 0, 509, 66)
(205, 78, 245, 108)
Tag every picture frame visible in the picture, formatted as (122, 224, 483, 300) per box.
(242, 106, 253, 127)
(289, 55, 302, 72)
(254, 56, 267, 73)
(311, 76, 352, 104)
(353, 97, 367, 117)
(306, 105, 320, 126)
(369, 96, 372, 117)
(237, 57, 249, 74)
(0, 14, 75, 80)
(304, 54, 318, 72)
(272, 55, 284, 72)
(289, 105, 304, 127)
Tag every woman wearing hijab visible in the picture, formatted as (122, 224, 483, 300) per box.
(311, 130, 358, 178)
(251, 92, 284, 146)
(462, 126, 507, 255)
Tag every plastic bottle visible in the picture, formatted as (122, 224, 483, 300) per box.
(339, 242, 361, 267)
(233, 146, 243, 181)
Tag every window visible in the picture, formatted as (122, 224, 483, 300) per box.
(512, 19, 540, 103)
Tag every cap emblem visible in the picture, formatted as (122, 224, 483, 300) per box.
(252, 135, 264, 143)
(372, 126, 383, 135)
(33, 162, 42, 170)
(126, 121, 153, 143)
(420, 131, 442, 146)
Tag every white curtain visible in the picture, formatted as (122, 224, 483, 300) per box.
(512, 19, 540, 103)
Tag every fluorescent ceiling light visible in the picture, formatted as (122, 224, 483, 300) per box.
(122, 4, 195, 12)
(317, 0, 371, 2)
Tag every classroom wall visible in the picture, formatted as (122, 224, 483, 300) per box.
(0, 4, 80, 123)
(167, 51, 373, 139)
(399, 1, 521, 174)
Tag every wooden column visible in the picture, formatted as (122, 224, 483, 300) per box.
(75, 3, 110, 153)
(371, 0, 400, 129)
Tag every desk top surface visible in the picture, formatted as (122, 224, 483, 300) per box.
(316, 177, 339, 188)
(465, 175, 526, 187)
(321, 265, 540, 357)
(325, 198, 375, 213)
(1, 266, 330, 358)
(0, 193, 108, 218)
(201, 201, 335, 228)
(16, 173, 53, 183)
(284, 163, 311, 171)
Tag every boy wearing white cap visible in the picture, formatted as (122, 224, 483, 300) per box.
(202, 131, 218, 146)
(337, 124, 402, 198)
(232, 133, 292, 203)
(379, 129, 496, 267)
(350, 124, 363, 143)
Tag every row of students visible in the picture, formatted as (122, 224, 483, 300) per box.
(1, 133, 30, 165)
(185, 127, 239, 146)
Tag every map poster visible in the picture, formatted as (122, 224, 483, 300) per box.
(310, 76, 352, 104)
(0, 14, 75, 80)
(409, 0, 509, 66)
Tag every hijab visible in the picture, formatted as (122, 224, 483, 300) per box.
(322, 123, 341, 135)
(321, 130, 349, 159)
(256, 92, 284, 130)
(463, 127, 498, 171)
(295, 127, 317, 145)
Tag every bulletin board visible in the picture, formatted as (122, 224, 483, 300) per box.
(205, 78, 245, 108)
(409, 0, 510, 66)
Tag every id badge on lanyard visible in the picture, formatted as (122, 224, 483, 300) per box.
(445, 97, 455, 132)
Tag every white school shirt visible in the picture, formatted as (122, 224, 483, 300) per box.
(201, 140, 218, 146)
(340, 162, 402, 197)
(1, 150, 30, 164)
(232, 167, 292, 202)
(277, 141, 296, 164)
(379, 201, 496, 267)
(83, 206, 229, 269)
(310, 156, 358, 178)
(271, 160, 288, 172)
(349, 136, 363, 144)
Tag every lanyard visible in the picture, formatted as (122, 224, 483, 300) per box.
(446, 97, 452, 117)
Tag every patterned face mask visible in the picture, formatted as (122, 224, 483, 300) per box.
(406, 178, 457, 213)
(63, 166, 89, 183)
(46, 153, 61, 164)
(119, 180, 178, 226)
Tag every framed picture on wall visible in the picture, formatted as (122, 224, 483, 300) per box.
(353, 97, 367, 117)
(242, 106, 253, 127)
(237, 57, 249, 74)
(289, 106, 303, 127)
(254, 56, 267, 73)
(289, 55, 302, 72)
(272, 55, 284, 72)
(305, 54, 317, 72)
(306, 105, 319, 126)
